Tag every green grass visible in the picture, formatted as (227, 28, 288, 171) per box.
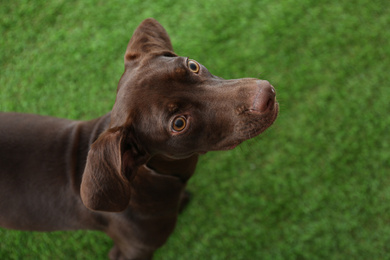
(1, 0, 390, 259)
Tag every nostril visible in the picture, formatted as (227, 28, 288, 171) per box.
(266, 96, 275, 111)
(252, 82, 276, 113)
(266, 84, 276, 97)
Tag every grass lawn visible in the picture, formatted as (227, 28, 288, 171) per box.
(1, 0, 390, 259)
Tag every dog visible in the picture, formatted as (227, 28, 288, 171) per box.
(0, 18, 278, 259)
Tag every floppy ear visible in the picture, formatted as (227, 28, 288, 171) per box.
(80, 126, 147, 212)
(124, 18, 175, 63)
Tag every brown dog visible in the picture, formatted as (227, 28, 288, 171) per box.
(0, 18, 278, 259)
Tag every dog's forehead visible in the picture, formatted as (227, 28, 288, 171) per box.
(131, 56, 195, 87)
(144, 55, 185, 72)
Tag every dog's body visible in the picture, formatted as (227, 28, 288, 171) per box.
(0, 19, 278, 259)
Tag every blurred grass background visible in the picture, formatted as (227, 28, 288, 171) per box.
(1, 0, 389, 259)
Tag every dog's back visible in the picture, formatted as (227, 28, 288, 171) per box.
(0, 113, 109, 231)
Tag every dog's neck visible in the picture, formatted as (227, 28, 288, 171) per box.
(146, 154, 198, 183)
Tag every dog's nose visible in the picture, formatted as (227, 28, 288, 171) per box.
(254, 80, 276, 113)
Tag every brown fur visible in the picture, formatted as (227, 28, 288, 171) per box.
(0, 18, 278, 259)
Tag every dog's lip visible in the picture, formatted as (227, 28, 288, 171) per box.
(223, 143, 240, 150)
(253, 102, 279, 134)
(206, 103, 279, 152)
(236, 102, 278, 142)
(246, 100, 279, 115)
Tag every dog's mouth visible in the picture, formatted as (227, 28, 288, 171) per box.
(209, 100, 279, 152)
(227, 81, 279, 148)
(244, 100, 279, 137)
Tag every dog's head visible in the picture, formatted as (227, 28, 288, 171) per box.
(81, 18, 278, 212)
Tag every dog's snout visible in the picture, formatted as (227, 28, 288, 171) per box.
(252, 80, 276, 113)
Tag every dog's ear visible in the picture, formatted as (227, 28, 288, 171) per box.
(80, 126, 147, 212)
(124, 18, 175, 63)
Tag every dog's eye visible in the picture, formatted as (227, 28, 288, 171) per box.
(172, 116, 187, 132)
(188, 60, 200, 73)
